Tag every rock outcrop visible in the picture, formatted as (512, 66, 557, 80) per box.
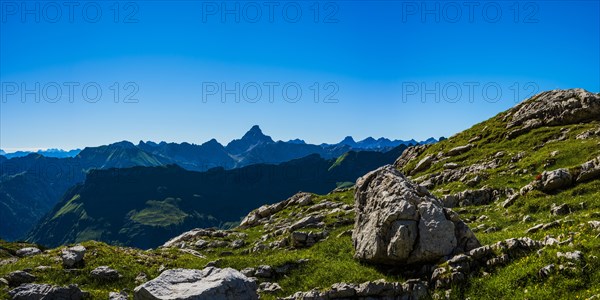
(353, 165, 480, 265)
(506, 89, 600, 139)
(133, 267, 258, 300)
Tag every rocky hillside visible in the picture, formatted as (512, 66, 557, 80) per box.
(0, 88, 599, 299)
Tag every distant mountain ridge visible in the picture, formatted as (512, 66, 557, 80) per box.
(1, 126, 439, 164)
(0, 126, 437, 241)
(26, 146, 407, 249)
(0, 148, 81, 159)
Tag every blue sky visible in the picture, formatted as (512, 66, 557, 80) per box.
(1, 0, 599, 151)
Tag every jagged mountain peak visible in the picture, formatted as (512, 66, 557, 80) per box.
(241, 125, 273, 142)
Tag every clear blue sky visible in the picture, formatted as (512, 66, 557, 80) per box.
(1, 0, 599, 151)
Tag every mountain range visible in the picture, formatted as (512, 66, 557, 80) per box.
(26, 146, 406, 249)
(0, 126, 439, 162)
(0, 126, 435, 241)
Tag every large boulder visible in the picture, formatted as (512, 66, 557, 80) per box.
(133, 267, 258, 300)
(9, 284, 88, 300)
(353, 165, 480, 265)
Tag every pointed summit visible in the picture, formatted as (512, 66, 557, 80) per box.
(340, 136, 357, 147)
(226, 125, 274, 155)
(241, 125, 272, 142)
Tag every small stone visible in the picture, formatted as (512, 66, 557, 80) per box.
(523, 215, 533, 222)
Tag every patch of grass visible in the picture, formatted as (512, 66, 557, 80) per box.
(129, 198, 188, 227)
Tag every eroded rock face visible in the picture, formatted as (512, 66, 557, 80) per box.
(133, 267, 258, 300)
(353, 165, 480, 265)
(506, 89, 600, 139)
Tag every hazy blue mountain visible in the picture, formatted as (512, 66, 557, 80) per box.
(27, 145, 406, 249)
(2, 148, 81, 159)
(138, 139, 236, 171)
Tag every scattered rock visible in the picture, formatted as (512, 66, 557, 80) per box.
(230, 239, 245, 249)
(290, 231, 327, 248)
(526, 223, 544, 234)
(4, 270, 36, 287)
(588, 221, 600, 231)
(443, 162, 459, 169)
(61, 245, 86, 268)
(15, 247, 41, 257)
(557, 251, 583, 262)
(442, 187, 505, 208)
(90, 266, 121, 281)
(539, 264, 555, 278)
(412, 156, 434, 174)
(353, 165, 480, 265)
(523, 215, 533, 222)
(133, 267, 258, 300)
(576, 127, 600, 140)
(194, 239, 209, 249)
(240, 268, 255, 277)
(109, 291, 129, 300)
(9, 284, 88, 300)
(258, 282, 282, 294)
(289, 215, 325, 232)
(551, 203, 570, 216)
(254, 265, 274, 278)
(446, 144, 474, 156)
